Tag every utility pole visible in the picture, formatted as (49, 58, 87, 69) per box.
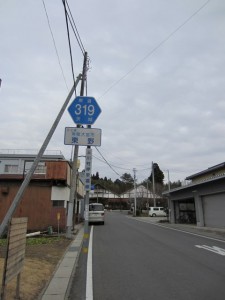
(146, 181, 149, 210)
(152, 162, 156, 207)
(133, 168, 137, 216)
(66, 52, 88, 238)
(0, 75, 82, 238)
(167, 169, 171, 191)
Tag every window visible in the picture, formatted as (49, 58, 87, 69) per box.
(89, 204, 104, 211)
(4, 165, 18, 173)
(52, 200, 64, 207)
(24, 161, 46, 174)
(153, 208, 159, 211)
(35, 162, 46, 174)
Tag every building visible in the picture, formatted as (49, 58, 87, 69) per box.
(88, 184, 165, 210)
(163, 162, 225, 229)
(0, 150, 84, 232)
(89, 183, 125, 209)
(120, 184, 165, 210)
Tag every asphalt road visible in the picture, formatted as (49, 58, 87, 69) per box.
(92, 212, 225, 300)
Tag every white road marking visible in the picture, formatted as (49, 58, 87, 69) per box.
(195, 245, 225, 256)
(86, 225, 93, 300)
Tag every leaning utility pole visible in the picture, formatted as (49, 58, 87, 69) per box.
(0, 75, 82, 238)
(66, 52, 88, 238)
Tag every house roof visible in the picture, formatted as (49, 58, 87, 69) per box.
(186, 162, 225, 180)
(163, 173, 225, 195)
(120, 184, 161, 198)
(0, 153, 65, 161)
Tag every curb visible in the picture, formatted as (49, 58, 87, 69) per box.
(40, 225, 84, 300)
(132, 216, 225, 241)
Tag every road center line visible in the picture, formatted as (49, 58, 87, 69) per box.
(86, 225, 93, 300)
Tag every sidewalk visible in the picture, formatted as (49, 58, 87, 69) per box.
(40, 224, 84, 300)
(135, 216, 225, 241)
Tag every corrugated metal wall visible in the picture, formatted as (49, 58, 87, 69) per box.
(202, 193, 225, 228)
(0, 183, 67, 232)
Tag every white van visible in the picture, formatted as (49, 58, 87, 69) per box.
(148, 207, 167, 217)
(89, 203, 105, 225)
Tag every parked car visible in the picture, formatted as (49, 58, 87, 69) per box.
(148, 207, 167, 217)
(89, 203, 105, 225)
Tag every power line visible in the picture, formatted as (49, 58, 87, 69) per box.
(93, 148, 156, 168)
(98, 0, 211, 100)
(62, 0, 76, 95)
(94, 148, 122, 177)
(93, 154, 132, 171)
(42, 0, 69, 90)
(93, 152, 196, 178)
(65, 0, 85, 55)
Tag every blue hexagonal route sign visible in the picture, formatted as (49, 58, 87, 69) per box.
(68, 96, 102, 125)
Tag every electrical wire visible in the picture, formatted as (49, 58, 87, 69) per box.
(94, 148, 122, 177)
(94, 148, 154, 168)
(62, 0, 76, 96)
(93, 154, 132, 171)
(65, 0, 85, 55)
(93, 150, 194, 180)
(98, 0, 211, 100)
(42, 0, 69, 90)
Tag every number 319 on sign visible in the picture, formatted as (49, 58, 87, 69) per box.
(68, 96, 102, 125)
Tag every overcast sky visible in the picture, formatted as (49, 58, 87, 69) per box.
(1, 0, 225, 184)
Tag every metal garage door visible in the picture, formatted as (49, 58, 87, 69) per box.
(202, 193, 225, 228)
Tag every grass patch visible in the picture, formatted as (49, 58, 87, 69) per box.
(26, 237, 61, 245)
(0, 237, 62, 247)
(0, 239, 6, 246)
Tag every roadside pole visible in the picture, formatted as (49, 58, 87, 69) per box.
(83, 146, 92, 253)
(0, 75, 81, 238)
(133, 168, 137, 217)
(65, 53, 102, 255)
(152, 162, 156, 207)
(66, 52, 88, 238)
(66, 144, 79, 238)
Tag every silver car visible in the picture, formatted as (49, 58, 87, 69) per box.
(148, 207, 167, 217)
(89, 203, 105, 225)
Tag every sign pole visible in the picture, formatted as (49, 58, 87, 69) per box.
(83, 146, 92, 253)
(65, 59, 102, 261)
(66, 52, 88, 238)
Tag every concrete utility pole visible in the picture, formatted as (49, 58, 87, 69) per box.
(152, 162, 156, 207)
(133, 168, 137, 216)
(167, 169, 171, 191)
(146, 181, 149, 210)
(0, 75, 82, 238)
(66, 144, 79, 238)
(66, 52, 88, 238)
